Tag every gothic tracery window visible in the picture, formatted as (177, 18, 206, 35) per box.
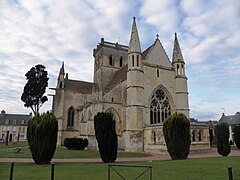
(150, 88, 171, 124)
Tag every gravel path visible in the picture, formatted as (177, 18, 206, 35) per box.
(0, 149, 239, 163)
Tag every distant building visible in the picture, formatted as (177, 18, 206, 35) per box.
(219, 112, 240, 144)
(0, 110, 31, 142)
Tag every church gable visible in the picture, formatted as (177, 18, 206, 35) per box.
(143, 39, 172, 68)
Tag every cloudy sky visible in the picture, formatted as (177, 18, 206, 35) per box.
(0, 0, 239, 121)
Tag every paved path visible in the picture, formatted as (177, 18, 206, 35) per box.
(0, 149, 239, 163)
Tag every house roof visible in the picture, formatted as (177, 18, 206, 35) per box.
(0, 110, 30, 126)
(219, 112, 240, 125)
(64, 79, 94, 94)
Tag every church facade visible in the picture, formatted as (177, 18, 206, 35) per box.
(52, 18, 210, 152)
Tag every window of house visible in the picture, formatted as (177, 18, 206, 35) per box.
(150, 88, 171, 124)
(67, 107, 75, 127)
(5, 119, 9, 124)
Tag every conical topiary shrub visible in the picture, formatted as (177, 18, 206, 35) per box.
(27, 112, 58, 164)
(233, 125, 240, 149)
(215, 123, 231, 156)
(94, 112, 117, 163)
(163, 112, 191, 160)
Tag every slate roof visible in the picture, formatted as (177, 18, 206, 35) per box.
(219, 112, 240, 125)
(64, 79, 94, 94)
(0, 111, 30, 126)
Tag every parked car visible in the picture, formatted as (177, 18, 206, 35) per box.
(0, 138, 5, 143)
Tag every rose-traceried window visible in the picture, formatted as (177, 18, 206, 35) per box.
(150, 88, 171, 124)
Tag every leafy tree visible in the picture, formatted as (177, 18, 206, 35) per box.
(215, 123, 231, 156)
(94, 112, 117, 163)
(27, 112, 58, 164)
(163, 112, 191, 160)
(233, 125, 240, 149)
(21, 64, 49, 114)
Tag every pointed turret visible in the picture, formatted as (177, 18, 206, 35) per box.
(128, 17, 141, 54)
(128, 17, 142, 70)
(58, 61, 65, 80)
(57, 61, 65, 89)
(125, 17, 144, 152)
(172, 33, 189, 118)
(172, 33, 184, 64)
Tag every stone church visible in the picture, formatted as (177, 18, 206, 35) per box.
(52, 17, 210, 153)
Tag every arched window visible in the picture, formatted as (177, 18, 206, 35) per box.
(132, 55, 134, 67)
(198, 130, 202, 142)
(177, 64, 180, 75)
(120, 57, 123, 67)
(181, 64, 184, 75)
(192, 130, 196, 142)
(137, 55, 139, 67)
(109, 55, 113, 65)
(150, 88, 171, 124)
(67, 107, 75, 127)
(157, 69, 159, 77)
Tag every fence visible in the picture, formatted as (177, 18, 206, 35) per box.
(7, 162, 236, 180)
(108, 164, 153, 180)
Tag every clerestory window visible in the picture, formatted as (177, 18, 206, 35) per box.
(150, 88, 171, 124)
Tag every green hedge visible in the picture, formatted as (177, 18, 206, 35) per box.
(64, 138, 88, 150)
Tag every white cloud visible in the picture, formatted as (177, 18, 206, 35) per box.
(0, 0, 239, 121)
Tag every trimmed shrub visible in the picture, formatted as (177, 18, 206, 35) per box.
(233, 125, 240, 149)
(163, 112, 191, 160)
(64, 138, 88, 150)
(27, 112, 58, 164)
(215, 123, 231, 156)
(94, 112, 117, 163)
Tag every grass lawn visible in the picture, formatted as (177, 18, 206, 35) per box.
(0, 157, 239, 180)
(0, 141, 150, 158)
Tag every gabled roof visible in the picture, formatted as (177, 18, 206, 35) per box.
(0, 111, 30, 126)
(104, 65, 128, 92)
(219, 113, 240, 125)
(64, 79, 94, 94)
(142, 44, 153, 60)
